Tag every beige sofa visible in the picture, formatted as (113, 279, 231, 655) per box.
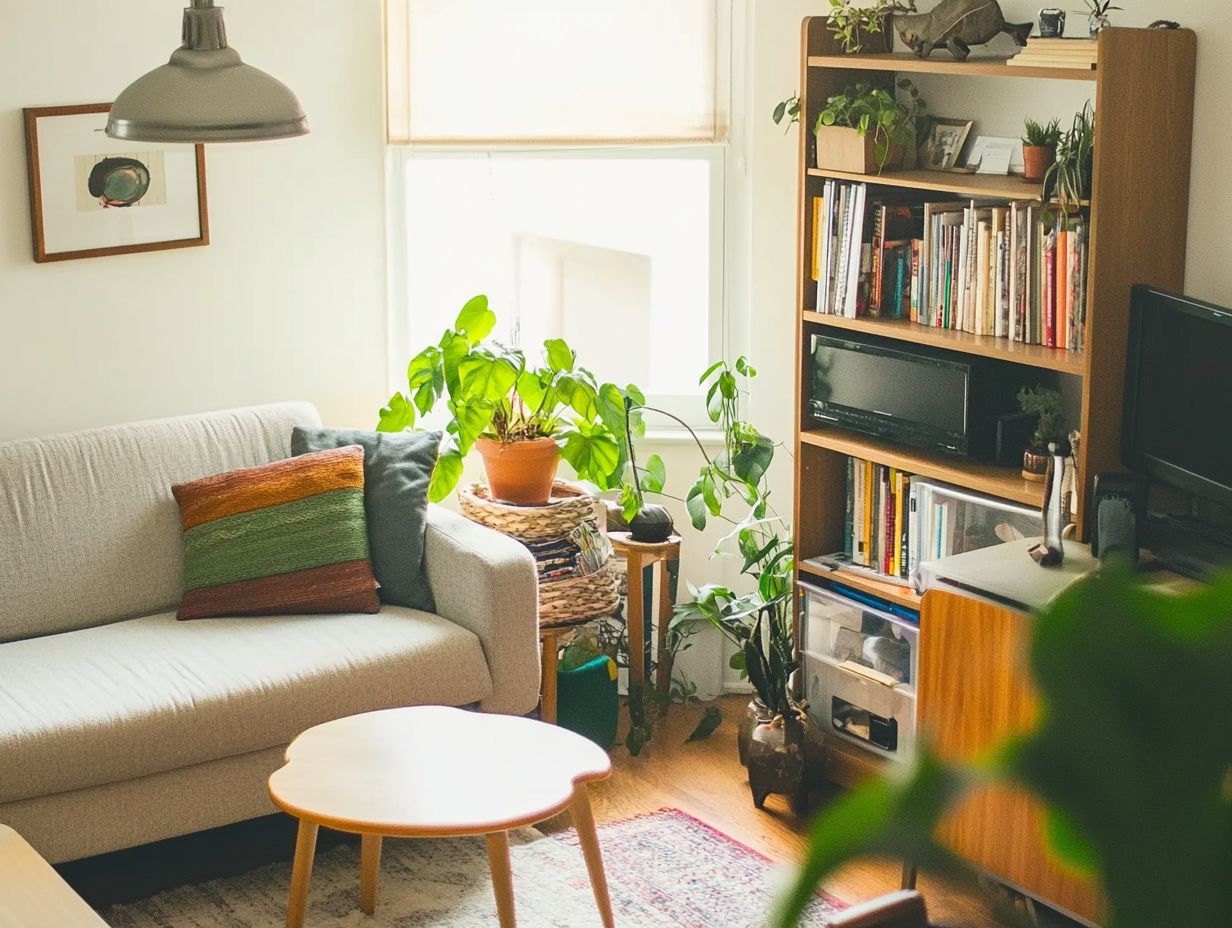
(0, 403, 540, 863)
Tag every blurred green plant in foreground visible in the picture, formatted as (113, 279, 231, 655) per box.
(772, 565, 1232, 928)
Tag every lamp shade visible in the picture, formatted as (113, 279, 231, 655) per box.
(106, 0, 308, 143)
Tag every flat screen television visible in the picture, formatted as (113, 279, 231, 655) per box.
(1123, 285, 1232, 508)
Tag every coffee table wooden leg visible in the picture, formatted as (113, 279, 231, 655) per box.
(286, 819, 318, 928)
(360, 833, 382, 916)
(485, 831, 517, 927)
(571, 783, 615, 928)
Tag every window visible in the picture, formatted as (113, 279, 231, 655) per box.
(385, 1, 731, 421)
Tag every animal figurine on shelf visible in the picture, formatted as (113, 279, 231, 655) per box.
(895, 0, 1032, 60)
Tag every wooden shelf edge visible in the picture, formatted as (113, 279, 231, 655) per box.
(798, 559, 923, 610)
(799, 428, 1044, 508)
(806, 52, 1097, 82)
(806, 166, 1045, 201)
(801, 311, 1085, 375)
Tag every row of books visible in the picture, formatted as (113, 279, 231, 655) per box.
(1008, 37, 1097, 70)
(809, 180, 1088, 351)
(844, 457, 914, 582)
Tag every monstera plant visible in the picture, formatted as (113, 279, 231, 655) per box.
(377, 296, 644, 505)
(771, 566, 1232, 928)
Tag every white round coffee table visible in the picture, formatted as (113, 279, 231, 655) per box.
(268, 706, 614, 928)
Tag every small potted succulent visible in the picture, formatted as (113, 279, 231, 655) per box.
(1044, 102, 1095, 211)
(1083, 0, 1121, 35)
(1021, 117, 1062, 184)
(814, 79, 928, 174)
(377, 295, 643, 506)
(1018, 385, 1068, 482)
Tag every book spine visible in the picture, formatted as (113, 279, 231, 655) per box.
(844, 456, 854, 560)
(910, 239, 921, 323)
(870, 205, 885, 317)
(863, 459, 874, 569)
(975, 219, 990, 337)
(898, 474, 910, 580)
(811, 196, 822, 282)
(1044, 230, 1057, 348)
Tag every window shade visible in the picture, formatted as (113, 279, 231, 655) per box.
(386, 0, 721, 143)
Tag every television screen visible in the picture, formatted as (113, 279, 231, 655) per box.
(1124, 286, 1232, 506)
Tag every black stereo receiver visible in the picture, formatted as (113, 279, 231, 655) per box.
(809, 332, 1024, 458)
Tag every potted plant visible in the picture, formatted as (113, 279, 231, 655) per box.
(814, 79, 928, 174)
(1083, 0, 1121, 35)
(377, 295, 643, 505)
(1044, 102, 1095, 210)
(1017, 385, 1067, 482)
(1021, 117, 1062, 183)
(771, 94, 800, 130)
(826, 0, 917, 54)
(622, 358, 807, 809)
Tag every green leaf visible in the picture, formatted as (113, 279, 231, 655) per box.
(376, 392, 415, 432)
(448, 397, 496, 451)
(440, 332, 469, 396)
(702, 472, 721, 516)
(732, 433, 774, 487)
(459, 355, 518, 403)
(559, 426, 620, 487)
(642, 453, 666, 493)
(1043, 808, 1099, 876)
(728, 649, 746, 674)
(545, 338, 575, 373)
(454, 294, 495, 343)
(699, 359, 725, 385)
(427, 448, 464, 502)
(686, 706, 722, 742)
(685, 483, 708, 531)
(619, 482, 642, 523)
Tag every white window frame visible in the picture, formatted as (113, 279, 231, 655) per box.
(383, 1, 743, 432)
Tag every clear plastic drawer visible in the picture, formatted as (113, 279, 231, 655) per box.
(798, 582, 918, 759)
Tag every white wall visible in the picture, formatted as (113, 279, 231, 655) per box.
(0, 0, 388, 442)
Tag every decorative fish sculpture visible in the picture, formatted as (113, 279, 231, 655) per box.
(895, 0, 1032, 60)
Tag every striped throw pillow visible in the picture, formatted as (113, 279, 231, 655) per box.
(172, 445, 380, 620)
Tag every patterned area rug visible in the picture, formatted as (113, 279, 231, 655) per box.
(102, 809, 843, 927)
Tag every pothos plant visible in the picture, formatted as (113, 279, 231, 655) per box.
(816, 79, 929, 171)
(826, 0, 918, 54)
(621, 358, 801, 729)
(376, 295, 644, 500)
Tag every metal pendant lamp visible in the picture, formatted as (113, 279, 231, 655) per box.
(106, 0, 308, 143)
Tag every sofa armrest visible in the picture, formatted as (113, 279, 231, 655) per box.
(424, 505, 540, 715)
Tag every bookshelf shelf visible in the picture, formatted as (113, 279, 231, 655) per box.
(801, 311, 1086, 375)
(806, 52, 1097, 82)
(807, 167, 1044, 202)
(798, 559, 923, 611)
(800, 428, 1043, 507)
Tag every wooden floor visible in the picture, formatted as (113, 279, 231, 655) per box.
(62, 695, 1082, 926)
(539, 694, 1080, 928)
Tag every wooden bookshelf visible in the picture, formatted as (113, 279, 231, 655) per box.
(807, 52, 1097, 82)
(798, 558, 923, 611)
(791, 22, 1196, 917)
(802, 311, 1085, 374)
(801, 428, 1042, 506)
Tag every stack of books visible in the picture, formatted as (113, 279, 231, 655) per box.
(1007, 37, 1097, 70)
(843, 457, 914, 582)
(809, 181, 1088, 352)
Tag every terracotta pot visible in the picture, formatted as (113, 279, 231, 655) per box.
(1022, 145, 1056, 184)
(475, 437, 560, 505)
(748, 715, 807, 810)
(737, 698, 773, 767)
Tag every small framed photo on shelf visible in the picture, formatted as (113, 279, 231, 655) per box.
(23, 103, 209, 263)
(919, 117, 974, 171)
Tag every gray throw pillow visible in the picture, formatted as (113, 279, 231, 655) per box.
(291, 427, 440, 612)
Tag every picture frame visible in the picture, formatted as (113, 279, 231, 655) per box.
(919, 117, 974, 172)
(965, 135, 1026, 176)
(23, 103, 209, 263)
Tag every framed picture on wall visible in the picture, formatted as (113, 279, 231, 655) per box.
(23, 103, 209, 263)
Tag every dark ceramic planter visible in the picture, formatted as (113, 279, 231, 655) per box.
(748, 715, 808, 811)
(737, 698, 773, 767)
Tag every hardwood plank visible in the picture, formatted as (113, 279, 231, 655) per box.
(1077, 27, 1196, 541)
(803, 311, 1085, 375)
(540, 694, 1080, 928)
(806, 52, 1096, 82)
(800, 429, 1044, 508)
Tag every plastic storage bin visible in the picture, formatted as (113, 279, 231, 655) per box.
(799, 582, 918, 760)
(908, 478, 1039, 584)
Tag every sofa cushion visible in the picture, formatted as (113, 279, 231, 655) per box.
(172, 445, 380, 620)
(291, 427, 439, 613)
(0, 403, 321, 643)
(0, 609, 492, 804)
